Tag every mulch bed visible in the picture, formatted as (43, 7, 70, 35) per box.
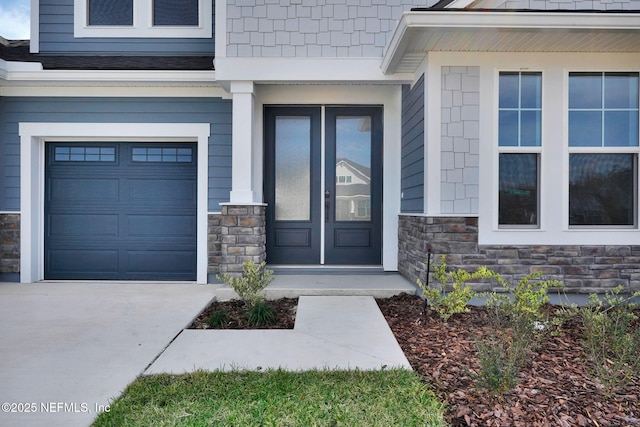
(188, 298, 298, 329)
(376, 293, 640, 427)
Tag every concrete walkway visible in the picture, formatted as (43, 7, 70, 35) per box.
(146, 295, 411, 373)
(0, 275, 415, 427)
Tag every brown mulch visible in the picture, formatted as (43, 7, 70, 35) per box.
(188, 298, 297, 329)
(376, 293, 640, 427)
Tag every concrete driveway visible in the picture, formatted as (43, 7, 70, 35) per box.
(0, 282, 216, 427)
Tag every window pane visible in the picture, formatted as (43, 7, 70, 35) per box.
(605, 72, 639, 109)
(275, 117, 311, 221)
(569, 111, 602, 147)
(569, 154, 635, 226)
(498, 110, 518, 147)
(569, 73, 602, 109)
(154, 0, 199, 26)
(499, 73, 519, 108)
(521, 73, 542, 109)
(499, 154, 538, 226)
(521, 110, 541, 147)
(88, 0, 133, 26)
(335, 116, 371, 221)
(605, 111, 639, 147)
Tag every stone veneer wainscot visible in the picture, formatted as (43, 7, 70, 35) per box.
(398, 215, 640, 293)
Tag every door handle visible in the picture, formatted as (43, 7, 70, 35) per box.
(325, 191, 330, 222)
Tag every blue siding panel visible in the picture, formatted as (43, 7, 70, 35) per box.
(38, 0, 214, 55)
(0, 97, 232, 211)
(401, 74, 425, 213)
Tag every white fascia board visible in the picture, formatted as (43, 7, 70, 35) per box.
(382, 11, 640, 74)
(215, 57, 415, 84)
(1, 85, 230, 98)
(3, 69, 216, 83)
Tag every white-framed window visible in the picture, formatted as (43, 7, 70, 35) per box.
(497, 72, 542, 228)
(74, 0, 212, 38)
(568, 72, 639, 227)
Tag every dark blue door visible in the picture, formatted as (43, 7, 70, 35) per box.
(264, 106, 382, 265)
(44, 142, 197, 280)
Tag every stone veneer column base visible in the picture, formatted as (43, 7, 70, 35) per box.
(0, 213, 20, 282)
(213, 204, 267, 277)
(398, 215, 640, 293)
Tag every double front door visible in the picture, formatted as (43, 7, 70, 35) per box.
(264, 106, 382, 265)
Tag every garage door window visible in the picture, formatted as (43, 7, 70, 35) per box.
(54, 146, 116, 162)
(132, 147, 193, 163)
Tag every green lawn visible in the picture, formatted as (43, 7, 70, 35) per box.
(93, 369, 446, 426)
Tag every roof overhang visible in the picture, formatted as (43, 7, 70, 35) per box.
(382, 10, 640, 74)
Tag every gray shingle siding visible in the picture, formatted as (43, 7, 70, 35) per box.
(226, 0, 440, 58)
(441, 66, 479, 215)
(38, 0, 215, 55)
(0, 97, 231, 211)
(401, 73, 424, 213)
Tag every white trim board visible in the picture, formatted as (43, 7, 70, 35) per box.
(19, 122, 210, 284)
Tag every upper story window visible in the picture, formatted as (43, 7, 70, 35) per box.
(498, 72, 542, 228)
(568, 72, 639, 227)
(75, 0, 212, 38)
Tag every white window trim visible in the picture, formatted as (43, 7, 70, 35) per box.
(74, 0, 212, 38)
(19, 122, 210, 284)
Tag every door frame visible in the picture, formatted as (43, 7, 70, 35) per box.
(255, 84, 402, 270)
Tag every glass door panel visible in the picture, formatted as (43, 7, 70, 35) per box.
(335, 116, 372, 222)
(275, 117, 311, 221)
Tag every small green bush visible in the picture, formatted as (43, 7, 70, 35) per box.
(248, 301, 276, 326)
(217, 261, 274, 308)
(577, 286, 640, 394)
(417, 255, 495, 321)
(475, 333, 520, 394)
(217, 261, 276, 326)
(206, 310, 229, 328)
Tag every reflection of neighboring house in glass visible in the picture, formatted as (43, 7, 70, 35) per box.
(335, 159, 371, 221)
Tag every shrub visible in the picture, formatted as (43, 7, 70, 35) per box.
(206, 310, 229, 328)
(577, 286, 640, 394)
(217, 261, 274, 308)
(248, 301, 276, 326)
(417, 255, 496, 321)
(217, 261, 276, 326)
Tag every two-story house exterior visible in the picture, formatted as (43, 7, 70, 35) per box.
(1, 0, 639, 292)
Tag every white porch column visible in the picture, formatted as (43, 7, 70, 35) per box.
(230, 81, 257, 203)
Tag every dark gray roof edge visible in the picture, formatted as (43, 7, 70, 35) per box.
(0, 41, 214, 70)
(412, 7, 640, 13)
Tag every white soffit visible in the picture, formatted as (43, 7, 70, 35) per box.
(382, 11, 640, 74)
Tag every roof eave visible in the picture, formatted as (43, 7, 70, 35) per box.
(382, 11, 640, 75)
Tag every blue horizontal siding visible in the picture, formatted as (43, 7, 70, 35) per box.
(401, 74, 425, 213)
(38, 0, 214, 55)
(0, 97, 231, 211)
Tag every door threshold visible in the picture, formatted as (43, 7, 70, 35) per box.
(267, 265, 385, 275)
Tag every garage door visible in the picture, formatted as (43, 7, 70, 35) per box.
(44, 142, 197, 280)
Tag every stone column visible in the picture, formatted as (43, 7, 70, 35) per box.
(218, 204, 266, 275)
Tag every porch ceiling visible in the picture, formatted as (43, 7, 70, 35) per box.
(382, 10, 640, 74)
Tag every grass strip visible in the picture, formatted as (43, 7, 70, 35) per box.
(93, 368, 445, 426)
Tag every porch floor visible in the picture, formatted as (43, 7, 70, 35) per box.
(212, 272, 418, 300)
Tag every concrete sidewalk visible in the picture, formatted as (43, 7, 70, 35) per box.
(146, 295, 411, 373)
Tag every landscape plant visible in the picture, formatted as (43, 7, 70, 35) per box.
(477, 272, 562, 394)
(417, 255, 497, 321)
(216, 261, 276, 326)
(575, 285, 640, 394)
